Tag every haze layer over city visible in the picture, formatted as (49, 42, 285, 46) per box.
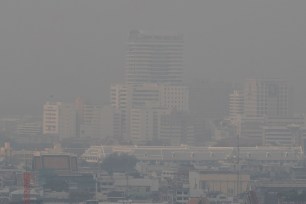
(0, 1, 306, 204)
(0, 1, 306, 115)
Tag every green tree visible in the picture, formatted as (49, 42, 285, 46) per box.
(101, 153, 138, 174)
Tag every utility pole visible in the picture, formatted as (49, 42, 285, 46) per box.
(236, 133, 240, 196)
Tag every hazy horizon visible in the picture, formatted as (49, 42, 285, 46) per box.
(0, 0, 306, 116)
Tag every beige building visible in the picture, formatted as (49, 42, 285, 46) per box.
(160, 85, 189, 112)
(111, 83, 188, 109)
(110, 84, 129, 110)
(43, 102, 61, 135)
(111, 83, 189, 111)
(43, 102, 76, 140)
(189, 170, 250, 196)
(244, 79, 289, 117)
(228, 90, 244, 119)
(110, 83, 189, 143)
(110, 84, 129, 141)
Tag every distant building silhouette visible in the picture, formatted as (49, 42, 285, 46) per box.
(125, 30, 184, 86)
(108, 30, 192, 145)
(228, 90, 244, 119)
(244, 79, 289, 117)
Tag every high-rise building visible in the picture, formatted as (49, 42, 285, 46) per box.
(58, 103, 77, 140)
(75, 98, 109, 139)
(43, 102, 76, 140)
(159, 111, 192, 145)
(110, 84, 128, 110)
(111, 83, 189, 112)
(110, 30, 188, 145)
(129, 107, 166, 144)
(228, 90, 244, 119)
(110, 84, 129, 141)
(244, 79, 289, 117)
(160, 85, 189, 112)
(43, 102, 61, 135)
(79, 104, 102, 138)
(110, 83, 189, 143)
(125, 30, 184, 85)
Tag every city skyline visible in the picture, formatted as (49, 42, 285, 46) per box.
(1, 1, 306, 203)
(0, 1, 306, 116)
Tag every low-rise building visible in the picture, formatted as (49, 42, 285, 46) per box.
(189, 170, 250, 196)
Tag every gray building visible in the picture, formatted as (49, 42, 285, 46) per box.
(244, 79, 289, 118)
(125, 30, 184, 86)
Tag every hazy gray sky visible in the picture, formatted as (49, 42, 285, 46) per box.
(0, 0, 306, 115)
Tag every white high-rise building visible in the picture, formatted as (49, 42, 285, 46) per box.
(126, 30, 184, 86)
(109, 30, 188, 144)
(111, 84, 128, 110)
(43, 102, 76, 140)
(228, 90, 244, 119)
(110, 84, 129, 141)
(43, 102, 61, 135)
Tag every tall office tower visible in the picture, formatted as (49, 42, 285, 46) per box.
(110, 84, 129, 141)
(159, 111, 191, 145)
(43, 102, 76, 140)
(159, 85, 189, 112)
(74, 98, 103, 138)
(43, 102, 61, 135)
(111, 83, 189, 141)
(111, 83, 189, 111)
(80, 104, 103, 138)
(244, 79, 289, 117)
(58, 103, 77, 140)
(228, 90, 244, 119)
(125, 30, 184, 85)
(111, 84, 128, 110)
(129, 107, 168, 144)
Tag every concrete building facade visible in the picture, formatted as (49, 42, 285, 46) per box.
(228, 90, 244, 119)
(244, 79, 289, 118)
(189, 170, 250, 196)
(43, 102, 76, 140)
(125, 30, 184, 86)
